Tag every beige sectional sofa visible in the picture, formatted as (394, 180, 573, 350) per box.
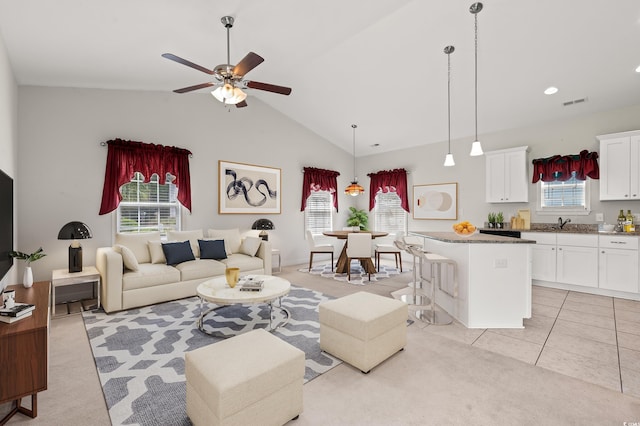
(96, 228, 272, 313)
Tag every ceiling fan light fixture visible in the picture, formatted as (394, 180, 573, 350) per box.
(211, 85, 247, 105)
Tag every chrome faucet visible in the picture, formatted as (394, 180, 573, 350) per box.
(557, 217, 571, 229)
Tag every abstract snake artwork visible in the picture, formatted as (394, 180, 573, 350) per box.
(225, 169, 277, 207)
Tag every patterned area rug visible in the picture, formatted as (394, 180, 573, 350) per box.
(82, 286, 340, 426)
(301, 262, 406, 285)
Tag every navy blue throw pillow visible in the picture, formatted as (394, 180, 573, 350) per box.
(162, 240, 195, 265)
(198, 239, 227, 260)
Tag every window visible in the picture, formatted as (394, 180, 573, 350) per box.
(373, 191, 407, 234)
(537, 173, 590, 215)
(117, 172, 182, 234)
(305, 191, 333, 234)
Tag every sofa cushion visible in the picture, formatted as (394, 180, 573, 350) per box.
(176, 259, 227, 281)
(148, 240, 167, 264)
(115, 232, 161, 264)
(222, 253, 265, 271)
(122, 263, 181, 291)
(239, 237, 262, 257)
(208, 228, 241, 254)
(113, 244, 139, 272)
(168, 230, 204, 258)
(199, 239, 227, 260)
(162, 240, 196, 265)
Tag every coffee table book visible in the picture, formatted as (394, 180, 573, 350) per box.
(0, 302, 35, 317)
(0, 310, 33, 323)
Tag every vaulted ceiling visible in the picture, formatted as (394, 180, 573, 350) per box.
(0, 0, 638, 156)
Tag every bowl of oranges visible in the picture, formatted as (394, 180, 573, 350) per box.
(452, 221, 478, 237)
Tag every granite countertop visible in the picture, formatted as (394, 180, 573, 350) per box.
(502, 223, 640, 236)
(410, 231, 535, 244)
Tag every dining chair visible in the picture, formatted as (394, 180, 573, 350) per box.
(306, 230, 334, 271)
(346, 233, 373, 281)
(374, 231, 403, 272)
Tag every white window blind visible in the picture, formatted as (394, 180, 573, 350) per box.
(373, 191, 407, 234)
(117, 172, 181, 234)
(305, 191, 333, 234)
(538, 173, 589, 214)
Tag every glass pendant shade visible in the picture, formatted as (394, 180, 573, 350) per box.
(444, 153, 455, 167)
(211, 85, 247, 105)
(345, 181, 365, 196)
(470, 140, 483, 156)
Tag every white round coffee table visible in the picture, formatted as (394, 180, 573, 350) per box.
(196, 274, 291, 337)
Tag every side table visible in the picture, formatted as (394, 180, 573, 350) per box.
(51, 266, 101, 317)
(272, 248, 282, 273)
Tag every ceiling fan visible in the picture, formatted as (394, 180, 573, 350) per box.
(162, 15, 292, 108)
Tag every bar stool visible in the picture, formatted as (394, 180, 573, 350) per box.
(394, 240, 429, 306)
(402, 234, 424, 290)
(411, 247, 456, 325)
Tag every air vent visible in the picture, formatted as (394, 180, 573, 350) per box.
(562, 97, 588, 106)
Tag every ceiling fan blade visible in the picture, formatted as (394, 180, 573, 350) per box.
(233, 52, 264, 77)
(245, 81, 292, 95)
(235, 100, 248, 108)
(173, 82, 215, 94)
(162, 53, 214, 75)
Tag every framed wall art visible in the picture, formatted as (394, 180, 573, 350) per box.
(219, 160, 281, 214)
(412, 182, 457, 220)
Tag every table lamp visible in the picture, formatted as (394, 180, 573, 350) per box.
(251, 219, 275, 241)
(58, 221, 93, 273)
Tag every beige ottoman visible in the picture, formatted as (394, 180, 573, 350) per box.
(319, 291, 408, 373)
(185, 328, 305, 426)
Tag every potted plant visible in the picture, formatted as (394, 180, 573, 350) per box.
(10, 247, 46, 288)
(487, 212, 496, 228)
(496, 212, 504, 229)
(347, 207, 369, 231)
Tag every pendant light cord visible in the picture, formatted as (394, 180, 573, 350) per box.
(474, 11, 479, 141)
(352, 124, 357, 181)
(448, 51, 452, 153)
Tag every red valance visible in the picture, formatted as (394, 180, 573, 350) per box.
(367, 168, 410, 213)
(99, 138, 193, 215)
(300, 167, 341, 212)
(531, 150, 599, 183)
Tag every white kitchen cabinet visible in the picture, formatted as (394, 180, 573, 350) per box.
(598, 130, 640, 200)
(599, 235, 639, 293)
(485, 146, 529, 203)
(522, 232, 556, 281)
(556, 233, 598, 288)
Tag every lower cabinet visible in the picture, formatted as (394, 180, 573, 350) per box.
(556, 244, 598, 287)
(599, 235, 639, 293)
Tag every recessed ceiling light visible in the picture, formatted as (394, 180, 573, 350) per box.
(636, 65, 640, 73)
(544, 86, 559, 95)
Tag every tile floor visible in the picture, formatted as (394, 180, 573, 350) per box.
(407, 285, 640, 398)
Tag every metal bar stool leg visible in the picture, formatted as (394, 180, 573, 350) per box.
(399, 248, 429, 306)
(416, 256, 454, 325)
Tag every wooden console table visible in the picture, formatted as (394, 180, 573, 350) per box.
(0, 281, 50, 424)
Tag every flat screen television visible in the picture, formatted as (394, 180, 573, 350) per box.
(0, 168, 13, 291)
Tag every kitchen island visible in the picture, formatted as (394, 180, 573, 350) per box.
(410, 231, 535, 328)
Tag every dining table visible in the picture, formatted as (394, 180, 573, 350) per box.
(322, 230, 389, 274)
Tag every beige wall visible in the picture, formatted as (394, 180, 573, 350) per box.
(358, 103, 640, 232)
(12, 83, 640, 284)
(0, 31, 18, 287)
(17, 87, 353, 282)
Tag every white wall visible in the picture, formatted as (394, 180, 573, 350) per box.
(17, 87, 354, 282)
(358, 103, 640, 232)
(0, 31, 18, 288)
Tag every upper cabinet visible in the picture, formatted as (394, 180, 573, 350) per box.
(598, 130, 640, 200)
(485, 146, 529, 203)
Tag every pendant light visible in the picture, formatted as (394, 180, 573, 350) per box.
(443, 45, 455, 167)
(469, 2, 484, 156)
(345, 124, 365, 196)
